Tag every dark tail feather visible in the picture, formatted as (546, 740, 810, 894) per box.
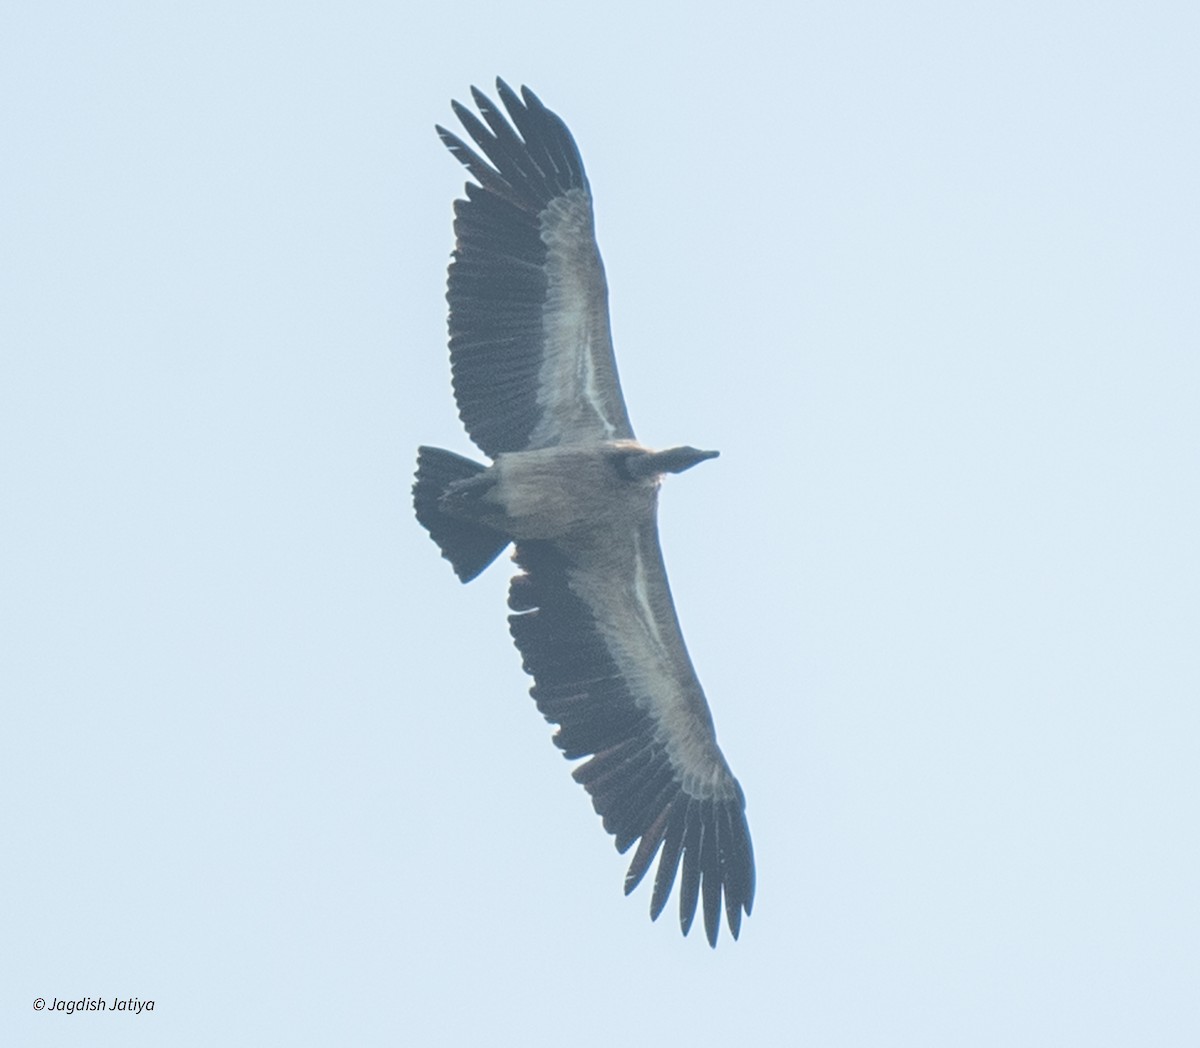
(413, 446, 510, 582)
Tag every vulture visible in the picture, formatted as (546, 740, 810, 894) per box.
(413, 80, 754, 945)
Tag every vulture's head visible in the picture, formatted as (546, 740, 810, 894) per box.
(618, 445, 719, 480)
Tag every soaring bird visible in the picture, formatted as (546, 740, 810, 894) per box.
(413, 80, 754, 945)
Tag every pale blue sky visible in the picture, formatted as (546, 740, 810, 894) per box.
(4, 2, 1198, 1045)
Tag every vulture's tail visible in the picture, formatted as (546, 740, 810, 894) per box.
(413, 446, 510, 583)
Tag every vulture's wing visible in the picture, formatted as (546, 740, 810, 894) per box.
(437, 80, 635, 457)
(508, 530, 755, 946)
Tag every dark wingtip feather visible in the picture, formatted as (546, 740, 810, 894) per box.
(494, 77, 522, 112)
(701, 817, 723, 947)
(677, 811, 703, 938)
(726, 902, 743, 941)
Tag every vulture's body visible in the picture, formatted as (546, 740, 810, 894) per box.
(413, 81, 754, 945)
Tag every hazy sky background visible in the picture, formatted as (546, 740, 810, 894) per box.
(4, 2, 1198, 1045)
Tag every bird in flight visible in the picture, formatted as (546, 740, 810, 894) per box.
(414, 80, 754, 945)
